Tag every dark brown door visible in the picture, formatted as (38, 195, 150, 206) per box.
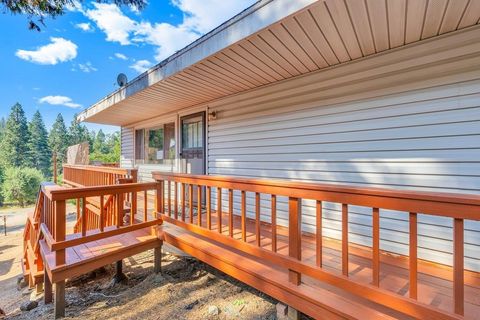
(180, 112, 206, 175)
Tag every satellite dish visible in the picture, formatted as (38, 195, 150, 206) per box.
(117, 73, 128, 87)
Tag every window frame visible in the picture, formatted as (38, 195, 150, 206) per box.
(134, 118, 178, 165)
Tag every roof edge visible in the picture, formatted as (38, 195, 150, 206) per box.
(78, 0, 318, 123)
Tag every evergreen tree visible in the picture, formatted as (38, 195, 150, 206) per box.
(48, 113, 68, 173)
(29, 110, 52, 178)
(0, 117, 6, 137)
(88, 130, 96, 153)
(68, 114, 90, 146)
(93, 129, 108, 154)
(0, 103, 32, 167)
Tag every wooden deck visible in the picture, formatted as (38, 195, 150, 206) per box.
(158, 211, 480, 319)
(40, 226, 161, 283)
(152, 172, 480, 320)
(23, 166, 480, 319)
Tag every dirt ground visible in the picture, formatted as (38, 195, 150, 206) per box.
(0, 207, 311, 320)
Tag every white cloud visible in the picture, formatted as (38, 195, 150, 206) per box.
(133, 22, 198, 61)
(173, 0, 256, 34)
(78, 62, 97, 73)
(75, 22, 93, 32)
(85, 3, 136, 45)
(16, 37, 78, 65)
(129, 60, 153, 73)
(38, 95, 82, 108)
(84, 1, 256, 61)
(114, 53, 128, 60)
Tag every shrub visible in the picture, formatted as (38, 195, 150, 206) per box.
(2, 167, 44, 206)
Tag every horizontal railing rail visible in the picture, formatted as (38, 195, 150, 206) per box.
(62, 164, 138, 187)
(152, 172, 478, 320)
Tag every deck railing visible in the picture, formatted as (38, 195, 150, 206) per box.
(23, 186, 46, 284)
(37, 181, 163, 268)
(152, 172, 479, 320)
(62, 164, 138, 187)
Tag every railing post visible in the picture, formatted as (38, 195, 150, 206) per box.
(454, 218, 464, 315)
(55, 200, 66, 266)
(131, 169, 138, 183)
(156, 183, 163, 217)
(158, 181, 164, 214)
(206, 186, 211, 229)
(189, 184, 193, 224)
(54, 199, 66, 318)
(342, 204, 349, 277)
(288, 197, 301, 285)
(409, 212, 418, 299)
(81, 197, 87, 236)
(372, 208, 380, 286)
(117, 193, 124, 227)
(316, 200, 322, 267)
(271, 194, 277, 252)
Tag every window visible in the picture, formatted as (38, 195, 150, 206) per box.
(135, 122, 176, 164)
(182, 116, 203, 149)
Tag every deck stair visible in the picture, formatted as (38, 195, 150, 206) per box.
(22, 187, 45, 287)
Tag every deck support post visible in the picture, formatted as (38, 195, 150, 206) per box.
(154, 246, 162, 273)
(35, 282, 44, 295)
(44, 271, 52, 304)
(54, 280, 65, 319)
(114, 260, 127, 283)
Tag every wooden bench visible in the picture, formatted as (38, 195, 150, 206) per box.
(40, 226, 162, 318)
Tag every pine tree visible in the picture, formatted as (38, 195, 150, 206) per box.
(93, 129, 108, 154)
(29, 110, 52, 177)
(0, 103, 33, 167)
(0, 117, 6, 137)
(68, 114, 90, 146)
(48, 113, 68, 173)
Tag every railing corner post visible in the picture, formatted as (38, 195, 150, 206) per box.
(288, 196, 302, 286)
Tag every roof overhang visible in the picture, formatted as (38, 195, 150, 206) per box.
(78, 0, 480, 126)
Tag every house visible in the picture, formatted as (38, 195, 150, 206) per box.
(25, 0, 480, 319)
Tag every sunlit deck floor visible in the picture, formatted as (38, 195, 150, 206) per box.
(39, 226, 162, 283)
(152, 205, 480, 319)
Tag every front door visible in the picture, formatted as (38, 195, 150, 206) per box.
(180, 112, 206, 175)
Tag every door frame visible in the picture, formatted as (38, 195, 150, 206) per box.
(179, 111, 206, 175)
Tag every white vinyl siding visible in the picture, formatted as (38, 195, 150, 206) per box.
(118, 31, 480, 272)
(120, 127, 134, 168)
(208, 76, 480, 272)
(137, 163, 177, 182)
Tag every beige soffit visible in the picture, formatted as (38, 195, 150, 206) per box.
(78, 0, 480, 126)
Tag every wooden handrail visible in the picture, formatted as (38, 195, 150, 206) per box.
(62, 164, 136, 175)
(152, 172, 477, 319)
(43, 182, 158, 201)
(152, 172, 480, 220)
(38, 180, 162, 249)
(62, 164, 138, 187)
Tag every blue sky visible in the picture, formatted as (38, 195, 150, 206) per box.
(0, 0, 256, 133)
